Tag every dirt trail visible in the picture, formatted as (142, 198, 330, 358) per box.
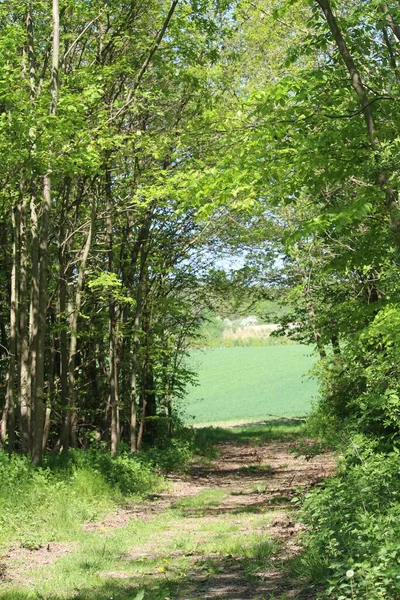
(82, 435, 334, 599)
(166, 438, 334, 599)
(1, 434, 335, 599)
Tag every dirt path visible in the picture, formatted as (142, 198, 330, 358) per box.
(162, 438, 334, 599)
(1, 434, 335, 600)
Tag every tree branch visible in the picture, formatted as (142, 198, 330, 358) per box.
(324, 95, 395, 119)
(62, 12, 103, 67)
(381, 2, 400, 43)
(107, 0, 179, 124)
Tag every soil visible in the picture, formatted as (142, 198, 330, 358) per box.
(1, 542, 78, 587)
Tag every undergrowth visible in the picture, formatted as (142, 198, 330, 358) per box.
(292, 345, 400, 600)
(0, 449, 163, 550)
(0, 427, 212, 551)
(292, 437, 400, 599)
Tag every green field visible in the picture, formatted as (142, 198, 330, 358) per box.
(184, 345, 318, 425)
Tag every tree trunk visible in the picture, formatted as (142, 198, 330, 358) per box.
(109, 316, 119, 456)
(32, 177, 51, 465)
(42, 406, 52, 452)
(316, 0, 378, 145)
(32, 0, 60, 465)
(42, 309, 56, 452)
(130, 367, 138, 452)
(129, 246, 148, 452)
(137, 395, 147, 451)
(141, 310, 157, 446)
(381, 3, 400, 43)
(331, 334, 341, 356)
(167, 396, 173, 438)
(58, 248, 69, 448)
(307, 301, 326, 360)
(60, 198, 96, 451)
(382, 26, 400, 86)
(3, 205, 19, 452)
(19, 196, 31, 453)
(29, 195, 39, 457)
(316, 0, 400, 243)
(105, 165, 119, 457)
(0, 398, 9, 449)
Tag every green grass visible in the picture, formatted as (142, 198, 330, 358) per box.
(171, 489, 227, 516)
(0, 506, 278, 600)
(184, 345, 317, 425)
(0, 449, 170, 552)
(0, 429, 229, 553)
(194, 422, 306, 447)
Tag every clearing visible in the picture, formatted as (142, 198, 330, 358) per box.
(0, 423, 334, 600)
(185, 347, 318, 425)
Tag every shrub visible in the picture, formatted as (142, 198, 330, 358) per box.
(0, 448, 165, 549)
(296, 439, 400, 599)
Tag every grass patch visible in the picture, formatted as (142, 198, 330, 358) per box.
(185, 345, 317, 425)
(0, 422, 315, 600)
(171, 490, 227, 516)
(288, 547, 330, 585)
(193, 419, 306, 448)
(228, 535, 280, 574)
(0, 510, 278, 600)
(238, 464, 273, 474)
(0, 449, 167, 551)
(0, 426, 226, 552)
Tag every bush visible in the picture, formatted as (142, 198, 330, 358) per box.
(0, 448, 165, 549)
(142, 419, 216, 471)
(301, 326, 400, 598)
(73, 450, 165, 496)
(296, 439, 400, 599)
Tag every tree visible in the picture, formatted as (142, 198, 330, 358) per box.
(0, 0, 240, 459)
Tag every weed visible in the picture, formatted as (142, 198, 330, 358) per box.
(270, 495, 292, 505)
(240, 536, 279, 567)
(289, 547, 330, 585)
(249, 483, 267, 493)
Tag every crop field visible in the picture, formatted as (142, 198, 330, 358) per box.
(183, 345, 318, 425)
